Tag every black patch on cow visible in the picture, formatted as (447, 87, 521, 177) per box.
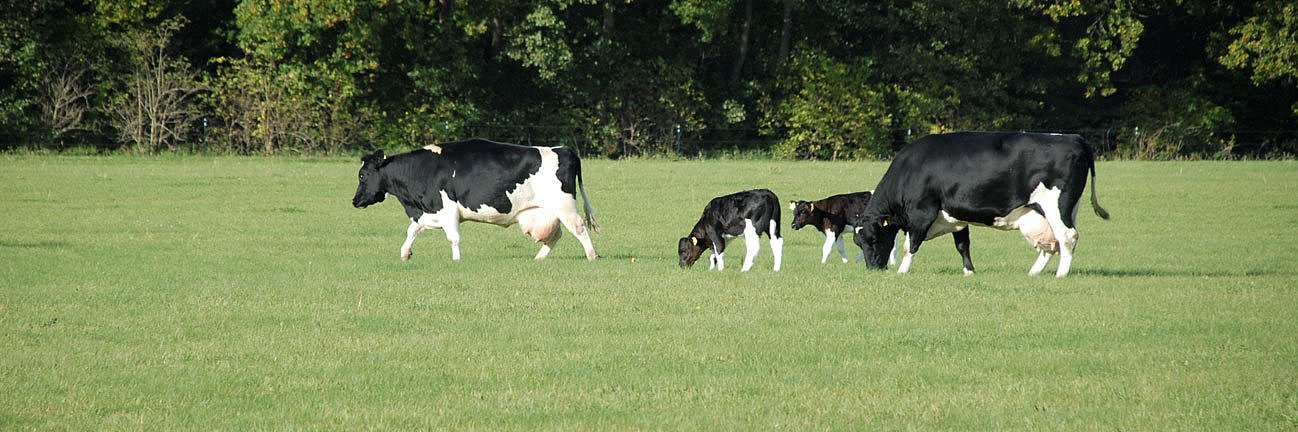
(370, 139, 546, 220)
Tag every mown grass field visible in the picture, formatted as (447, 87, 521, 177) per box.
(2, 154, 1297, 430)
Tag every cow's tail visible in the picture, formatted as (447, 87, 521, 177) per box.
(1087, 144, 1111, 220)
(572, 150, 601, 234)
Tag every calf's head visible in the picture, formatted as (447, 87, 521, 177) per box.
(788, 201, 816, 230)
(853, 213, 900, 269)
(678, 236, 706, 268)
(352, 150, 387, 208)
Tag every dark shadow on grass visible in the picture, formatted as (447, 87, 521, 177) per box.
(1, 240, 70, 249)
(1068, 267, 1296, 277)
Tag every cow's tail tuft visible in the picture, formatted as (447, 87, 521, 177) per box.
(1088, 152, 1111, 220)
(573, 151, 601, 234)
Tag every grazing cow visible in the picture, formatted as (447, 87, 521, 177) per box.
(789, 192, 873, 263)
(853, 132, 1110, 277)
(678, 189, 784, 272)
(352, 139, 600, 261)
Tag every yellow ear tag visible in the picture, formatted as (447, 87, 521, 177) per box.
(809, 203, 815, 211)
(882, 219, 889, 227)
(690, 237, 698, 246)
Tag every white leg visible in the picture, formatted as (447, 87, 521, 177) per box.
(400, 221, 422, 261)
(708, 253, 717, 270)
(443, 219, 462, 261)
(1028, 250, 1051, 276)
(820, 229, 836, 264)
(888, 232, 905, 266)
(534, 228, 562, 260)
(741, 220, 760, 272)
(895, 233, 912, 273)
(897, 251, 914, 273)
(557, 208, 598, 261)
(715, 252, 725, 271)
(1035, 201, 1075, 277)
(770, 236, 784, 272)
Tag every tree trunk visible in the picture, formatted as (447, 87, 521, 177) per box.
(778, 0, 792, 62)
(730, 0, 753, 82)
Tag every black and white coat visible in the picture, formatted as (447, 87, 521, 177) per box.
(853, 132, 1110, 277)
(352, 139, 600, 261)
(678, 189, 784, 272)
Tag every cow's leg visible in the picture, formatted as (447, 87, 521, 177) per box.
(887, 232, 901, 265)
(740, 220, 760, 272)
(1028, 251, 1052, 276)
(400, 221, 423, 261)
(555, 204, 598, 261)
(769, 220, 783, 272)
(820, 229, 836, 264)
(1036, 197, 1077, 277)
(442, 218, 462, 261)
(713, 238, 726, 271)
(898, 209, 938, 274)
(952, 227, 974, 276)
(534, 228, 563, 260)
(896, 233, 915, 273)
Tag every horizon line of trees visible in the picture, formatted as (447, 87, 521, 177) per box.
(2, 0, 1296, 159)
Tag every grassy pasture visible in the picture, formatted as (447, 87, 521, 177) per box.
(2, 155, 1297, 430)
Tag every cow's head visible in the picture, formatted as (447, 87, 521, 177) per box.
(853, 212, 900, 269)
(789, 200, 816, 230)
(678, 236, 706, 268)
(352, 150, 387, 208)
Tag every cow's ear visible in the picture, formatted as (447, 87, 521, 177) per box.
(363, 149, 385, 164)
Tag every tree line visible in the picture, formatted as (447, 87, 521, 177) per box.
(2, 0, 1296, 159)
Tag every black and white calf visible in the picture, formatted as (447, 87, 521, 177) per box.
(352, 139, 600, 261)
(789, 192, 873, 263)
(853, 132, 1110, 277)
(678, 189, 784, 272)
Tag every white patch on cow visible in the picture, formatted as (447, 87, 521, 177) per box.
(1025, 183, 1078, 277)
(740, 219, 760, 272)
(895, 232, 914, 273)
(821, 228, 837, 264)
(924, 210, 969, 240)
(423, 144, 443, 153)
(401, 192, 465, 260)
(769, 219, 783, 272)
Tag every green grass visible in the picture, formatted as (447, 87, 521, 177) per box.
(3, 155, 1297, 430)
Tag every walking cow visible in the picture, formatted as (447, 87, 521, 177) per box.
(352, 139, 600, 261)
(853, 132, 1110, 277)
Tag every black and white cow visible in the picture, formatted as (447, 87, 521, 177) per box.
(352, 139, 600, 261)
(853, 132, 1110, 277)
(789, 192, 873, 263)
(678, 189, 784, 272)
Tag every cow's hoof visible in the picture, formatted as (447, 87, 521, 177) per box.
(401, 252, 412, 261)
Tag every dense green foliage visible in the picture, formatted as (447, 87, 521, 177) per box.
(3, 156, 1297, 428)
(2, 0, 1296, 158)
